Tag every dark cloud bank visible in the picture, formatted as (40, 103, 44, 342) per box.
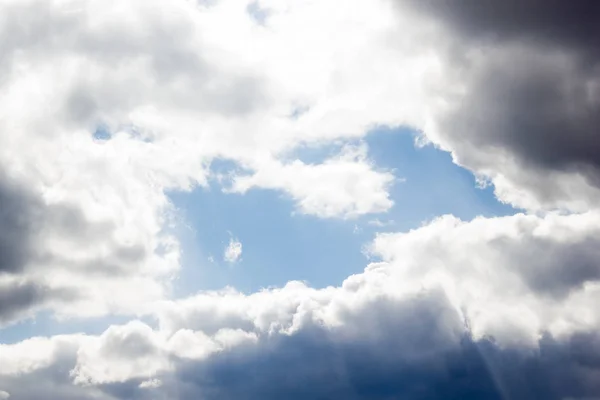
(168, 299, 600, 400)
(170, 334, 600, 400)
(405, 0, 600, 207)
(3, 293, 597, 400)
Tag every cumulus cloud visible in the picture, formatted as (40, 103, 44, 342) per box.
(3, 209, 600, 398)
(2, 216, 600, 398)
(231, 144, 395, 218)
(223, 237, 243, 264)
(399, 0, 600, 211)
(0, 0, 417, 322)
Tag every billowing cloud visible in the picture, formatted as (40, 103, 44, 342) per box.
(399, 0, 600, 211)
(0, 0, 419, 322)
(2, 210, 600, 398)
(231, 144, 395, 218)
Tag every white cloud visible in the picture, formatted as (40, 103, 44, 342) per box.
(70, 320, 174, 385)
(0, 335, 87, 377)
(150, 212, 600, 350)
(231, 144, 395, 218)
(368, 218, 395, 227)
(0, 390, 9, 399)
(0, 0, 428, 323)
(368, 211, 600, 346)
(223, 237, 243, 263)
(139, 379, 162, 389)
(2, 210, 600, 397)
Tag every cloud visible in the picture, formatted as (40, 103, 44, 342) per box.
(0, 391, 8, 399)
(223, 237, 243, 264)
(139, 378, 162, 389)
(0, 280, 76, 325)
(369, 212, 600, 345)
(1, 0, 600, 399)
(0, 0, 419, 322)
(397, 0, 600, 211)
(231, 144, 395, 218)
(155, 212, 600, 348)
(71, 321, 171, 385)
(0, 176, 40, 275)
(168, 330, 600, 400)
(406, 0, 600, 53)
(2, 246, 600, 399)
(367, 218, 395, 228)
(0, 211, 589, 398)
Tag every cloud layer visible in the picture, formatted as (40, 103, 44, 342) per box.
(3, 211, 600, 399)
(1, 0, 599, 399)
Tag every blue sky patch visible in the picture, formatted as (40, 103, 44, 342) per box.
(170, 127, 516, 296)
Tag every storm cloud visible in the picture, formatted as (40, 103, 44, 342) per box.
(402, 0, 600, 210)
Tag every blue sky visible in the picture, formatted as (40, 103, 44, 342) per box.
(171, 127, 516, 295)
(0, 127, 515, 344)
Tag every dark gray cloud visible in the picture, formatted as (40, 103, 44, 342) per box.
(6, 330, 600, 400)
(0, 282, 47, 323)
(0, 281, 77, 324)
(0, 170, 149, 325)
(167, 298, 600, 400)
(489, 230, 600, 299)
(0, 178, 41, 274)
(132, 295, 600, 399)
(400, 0, 600, 208)
(440, 48, 600, 176)
(2, 291, 600, 399)
(407, 0, 600, 55)
(0, 173, 117, 274)
(92, 292, 600, 399)
(172, 334, 600, 400)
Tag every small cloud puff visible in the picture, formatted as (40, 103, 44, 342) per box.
(224, 237, 242, 263)
(139, 379, 162, 389)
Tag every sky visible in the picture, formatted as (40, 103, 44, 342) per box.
(0, 1, 600, 399)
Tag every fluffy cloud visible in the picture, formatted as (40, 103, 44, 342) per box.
(223, 237, 243, 263)
(230, 144, 395, 218)
(369, 212, 600, 345)
(0, 0, 423, 323)
(400, 0, 600, 211)
(3, 211, 600, 398)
